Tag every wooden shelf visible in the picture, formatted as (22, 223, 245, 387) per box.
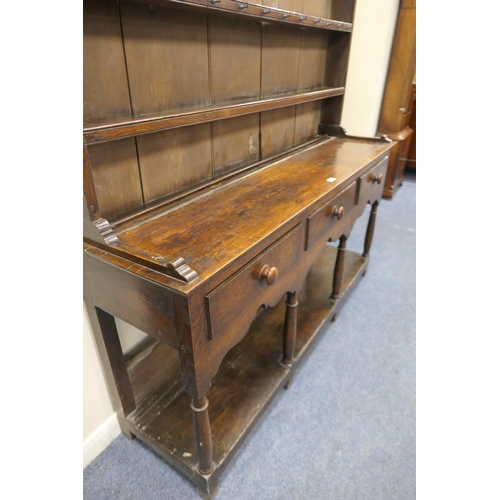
(125, 245, 368, 491)
(83, 88, 344, 145)
(131, 0, 353, 33)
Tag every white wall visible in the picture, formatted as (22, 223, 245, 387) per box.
(82, 0, 400, 469)
(341, 0, 400, 137)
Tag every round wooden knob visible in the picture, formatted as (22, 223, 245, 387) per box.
(331, 205, 345, 220)
(259, 265, 278, 286)
(371, 173, 383, 184)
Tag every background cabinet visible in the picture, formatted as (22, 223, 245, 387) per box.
(376, 0, 416, 199)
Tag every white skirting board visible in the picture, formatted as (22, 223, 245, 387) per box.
(83, 412, 121, 469)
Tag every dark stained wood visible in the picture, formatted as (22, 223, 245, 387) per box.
(209, 16, 261, 105)
(125, 339, 181, 406)
(261, 23, 301, 98)
(205, 225, 303, 343)
(294, 100, 322, 144)
(83, 3, 394, 497)
(131, 0, 353, 32)
(260, 106, 296, 158)
(86, 139, 143, 220)
(83, 247, 181, 348)
(282, 291, 298, 366)
(116, 138, 393, 286)
(330, 235, 346, 300)
(363, 201, 378, 259)
(403, 83, 416, 169)
(136, 124, 212, 204)
(297, 29, 329, 92)
(192, 397, 214, 474)
(330, 0, 356, 23)
(212, 113, 260, 176)
(126, 245, 368, 487)
(376, 0, 415, 199)
(83, 145, 99, 221)
(83, 303, 136, 429)
(84, 88, 344, 145)
(83, 0, 131, 124)
(358, 155, 389, 206)
(305, 180, 357, 250)
(121, 2, 210, 116)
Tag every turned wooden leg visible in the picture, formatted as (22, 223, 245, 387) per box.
(363, 201, 378, 259)
(282, 292, 298, 367)
(191, 396, 214, 475)
(330, 235, 347, 301)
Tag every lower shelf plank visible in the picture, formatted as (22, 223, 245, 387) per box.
(126, 244, 368, 491)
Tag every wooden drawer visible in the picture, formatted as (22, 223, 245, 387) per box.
(305, 181, 357, 250)
(358, 155, 389, 205)
(206, 225, 303, 342)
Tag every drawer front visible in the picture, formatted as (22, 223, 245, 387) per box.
(305, 181, 357, 250)
(358, 155, 389, 205)
(206, 225, 303, 341)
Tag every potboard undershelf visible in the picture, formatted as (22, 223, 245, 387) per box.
(125, 244, 368, 496)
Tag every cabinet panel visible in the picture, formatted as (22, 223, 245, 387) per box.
(261, 24, 301, 98)
(294, 101, 322, 144)
(212, 114, 260, 177)
(83, 0, 131, 124)
(121, 2, 210, 116)
(87, 139, 143, 219)
(297, 29, 329, 91)
(260, 107, 296, 158)
(209, 16, 261, 105)
(137, 124, 212, 204)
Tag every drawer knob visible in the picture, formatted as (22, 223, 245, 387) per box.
(371, 173, 383, 185)
(330, 205, 345, 220)
(259, 265, 279, 286)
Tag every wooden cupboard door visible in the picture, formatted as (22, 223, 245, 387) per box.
(136, 124, 212, 204)
(83, 0, 131, 124)
(87, 139, 143, 219)
(209, 16, 261, 105)
(121, 2, 210, 116)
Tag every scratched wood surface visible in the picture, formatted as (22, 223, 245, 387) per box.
(83, 0, 131, 124)
(86, 139, 143, 219)
(117, 137, 392, 282)
(137, 124, 212, 204)
(212, 114, 260, 177)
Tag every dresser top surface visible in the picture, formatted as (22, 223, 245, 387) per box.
(88, 136, 390, 291)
